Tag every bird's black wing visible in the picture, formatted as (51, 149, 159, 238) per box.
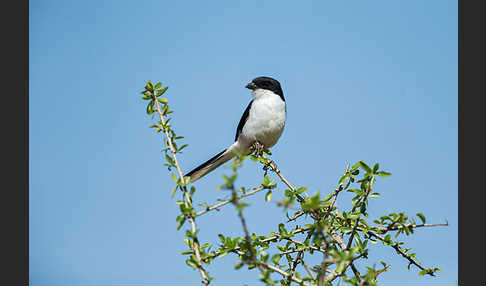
(234, 100, 253, 142)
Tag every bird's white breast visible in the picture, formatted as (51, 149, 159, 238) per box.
(241, 89, 286, 148)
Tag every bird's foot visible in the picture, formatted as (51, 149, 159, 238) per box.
(252, 141, 265, 157)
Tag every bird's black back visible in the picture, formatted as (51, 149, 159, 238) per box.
(234, 100, 253, 142)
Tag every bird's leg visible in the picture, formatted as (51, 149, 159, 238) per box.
(252, 141, 265, 157)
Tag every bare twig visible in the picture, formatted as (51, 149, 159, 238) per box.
(374, 264, 391, 280)
(330, 231, 362, 282)
(324, 164, 350, 219)
(365, 230, 433, 276)
(202, 226, 312, 262)
(375, 223, 449, 232)
(261, 262, 314, 286)
(228, 248, 313, 286)
(195, 186, 266, 217)
(287, 211, 305, 222)
(323, 252, 367, 283)
(261, 153, 296, 192)
(231, 187, 266, 273)
(281, 237, 326, 255)
(302, 259, 316, 281)
(287, 231, 313, 285)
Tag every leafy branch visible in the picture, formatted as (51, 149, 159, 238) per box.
(142, 81, 211, 284)
(141, 80, 448, 285)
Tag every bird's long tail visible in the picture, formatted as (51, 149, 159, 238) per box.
(185, 144, 238, 183)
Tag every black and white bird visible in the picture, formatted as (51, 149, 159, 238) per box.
(185, 76, 286, 183)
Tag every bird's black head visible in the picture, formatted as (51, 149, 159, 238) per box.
(245, 76, 285, 101)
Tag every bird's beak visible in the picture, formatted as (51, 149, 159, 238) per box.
(245, 82, 257, 90)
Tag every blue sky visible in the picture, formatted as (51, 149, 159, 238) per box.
(30, 0, 457, 285)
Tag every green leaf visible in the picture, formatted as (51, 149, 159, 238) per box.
(284, 189, 293, 197)
(347, 212, 361, 220)
(341, 226, 353, 233)
(234, 262, 244, 270)
(418, 269, 429, 276)
(176, 215, 186, 230)
(178, 144, 189, 152)
(146, 100, 155, 114)
(278, 223, 287, 235)
(338, 173, 349, 185)
(218, 234, 225, 244)
(185, 259, 198, 269)
(249, 155, 258, 162)
(296, 187, 307, 194)
(261, 174, 276, 188)
(416, 213, 426, 224)
(359, 161, 372, 173)
(376, 171, 392, 178)
(347, 188, 363, 195)
(198, 202, 209, 208)
(350, 161, 361, 171)
(323, 193, 333, 202)
(181, 250, 193, 255)
(154, 82, 162, 90)
(157, 86, 169, 96)
(165, 154, 175, 166)
(271, 254, 282, 265)
(182, 176, 191, 186)
(201, 242, 211, 249)
(265, 190, 272, 202)
(384, 234, 391, 243)
(368, 192, 380, 198)
(157, 97, 168, 104)
(171, 173, 178, 184)
(145, 80, 153, 91)
(373, 163, 380, 173)
(236, 202, 249, 211)
(170, 186, 178, 197)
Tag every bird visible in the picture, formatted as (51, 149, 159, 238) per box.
(185, 76, 286, 183)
